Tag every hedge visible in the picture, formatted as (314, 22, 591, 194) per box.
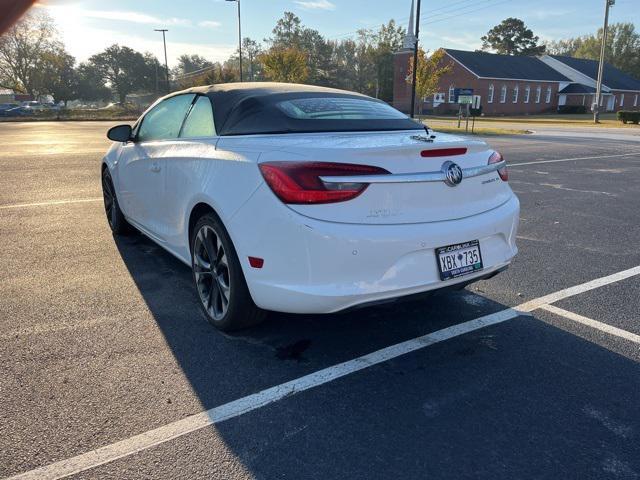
(557, 105, 587, 114)
(617, 110, 640, 124)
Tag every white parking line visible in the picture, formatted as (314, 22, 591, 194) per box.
(510, 152, 640, 167)
(516, 265, 640, 312)
(0, 198, 102, 210)
(6, 265, 640, 480)
(539, 304, 640, 345)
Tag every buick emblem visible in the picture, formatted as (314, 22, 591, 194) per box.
(442, 161, 463, 187)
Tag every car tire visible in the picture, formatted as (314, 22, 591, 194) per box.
(102, 168, 131, 235)
(191, 213, 266, 331)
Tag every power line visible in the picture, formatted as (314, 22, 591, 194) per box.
(422, 0, 514, 26)
(419, 0, 500, 23)
(415, 0, 478, 17)
(337, 0, 480, 36)
(173, 64, 218, 80)
(328, 0, 509, 41)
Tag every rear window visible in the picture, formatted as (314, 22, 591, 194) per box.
(277, 97, 408, 120)
(218, 92, 423, 136)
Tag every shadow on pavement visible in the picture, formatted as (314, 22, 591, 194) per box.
(112, 231, 640, 479)
(113, 230, 510, 410)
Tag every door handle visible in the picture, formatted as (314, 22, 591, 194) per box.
(150, 163, 161, 173)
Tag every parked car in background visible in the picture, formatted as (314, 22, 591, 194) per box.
(71, 103, 99, 109)
(20, 101, 47, 111)
(1, 105, 34, 117)
(0, 103, 19, 115)
(43, 102, 63, 111)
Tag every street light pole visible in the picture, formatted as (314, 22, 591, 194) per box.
(410, 0, 422, 118)
(593, 0, 614, 124)
(226, 0, 243, 81)
(154, 29, 170, 94)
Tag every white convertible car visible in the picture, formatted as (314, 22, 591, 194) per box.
(102, 83, 519, 331)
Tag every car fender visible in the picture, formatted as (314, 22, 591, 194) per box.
(182, 179, 263, 261)
(101, 144, 129, 214)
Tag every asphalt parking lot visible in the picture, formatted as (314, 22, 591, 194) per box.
(1, 121, 639, 480)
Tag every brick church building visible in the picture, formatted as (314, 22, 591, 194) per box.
(393, 1, 640, 115)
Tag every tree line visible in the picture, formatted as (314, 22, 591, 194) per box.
(0, 12, 162, 105)
(173, 11, 407, 103)
(0, 11, 406, 106)
(1, 10, 638, 107)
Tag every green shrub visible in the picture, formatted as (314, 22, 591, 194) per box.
(617, 110, 640, 124)
(557, 105, 587, 114)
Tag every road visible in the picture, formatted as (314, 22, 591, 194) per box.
(1, 121, 640, 480)
(426, 118, 640, 143)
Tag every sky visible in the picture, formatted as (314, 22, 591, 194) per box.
(35, 0, 640, 68)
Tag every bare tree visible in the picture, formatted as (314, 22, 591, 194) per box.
(0, 11, 60, 97)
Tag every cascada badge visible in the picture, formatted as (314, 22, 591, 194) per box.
(442, 161, 463, 187)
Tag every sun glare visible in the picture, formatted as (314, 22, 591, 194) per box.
(36, 3, 110, 62)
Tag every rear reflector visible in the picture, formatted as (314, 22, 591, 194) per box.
(259, 161, 390, 204)
(248, 257, 264, 268)
(421, 148, 467, 158)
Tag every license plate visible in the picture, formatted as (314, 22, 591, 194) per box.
(436, 240, 483, 281)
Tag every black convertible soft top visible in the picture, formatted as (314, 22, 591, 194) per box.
(174, 82, 424, 136)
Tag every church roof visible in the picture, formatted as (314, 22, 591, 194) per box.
(445, 49, 571, 82)
(551, 55, 640, 91)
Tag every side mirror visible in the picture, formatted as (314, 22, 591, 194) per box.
(107, 124, 133, 142)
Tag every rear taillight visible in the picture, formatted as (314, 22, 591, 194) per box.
(259, 161, 390, 204)
(488, 151, 508, 181)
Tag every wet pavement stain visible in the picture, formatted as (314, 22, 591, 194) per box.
(275, 339, 312, 362)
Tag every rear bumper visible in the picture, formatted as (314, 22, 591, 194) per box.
(229, 186, 519, 314)
(339, 265, 509, 313)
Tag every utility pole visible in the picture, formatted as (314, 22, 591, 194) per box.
(593, 0, 614, 124)
(410, 0, 422, 118)
(226, 0, 243, 81)
(248, 47, 254, 81)
(154, 29, 170, 93)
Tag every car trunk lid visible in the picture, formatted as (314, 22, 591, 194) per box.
(252, 130, 513, 224)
